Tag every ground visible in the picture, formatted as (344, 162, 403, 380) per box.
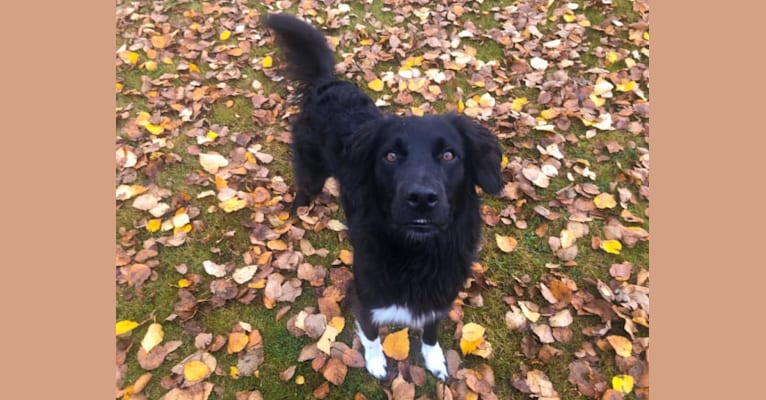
(115, 1, 650, 399)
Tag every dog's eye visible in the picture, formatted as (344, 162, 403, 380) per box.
(441, 151, 455, 161)
(384, 152, 399, 163)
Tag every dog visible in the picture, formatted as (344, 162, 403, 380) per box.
(265, 14, 504, 380)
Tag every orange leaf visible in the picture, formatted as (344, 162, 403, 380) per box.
(227, 332, 249, 354)
(382, 328, 410, 361)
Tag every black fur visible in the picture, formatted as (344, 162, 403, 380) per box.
(265, 14, 503, 379)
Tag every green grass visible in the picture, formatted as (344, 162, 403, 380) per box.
(116, 0, 648, 398)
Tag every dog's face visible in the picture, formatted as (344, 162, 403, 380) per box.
(349, 114, 503, 241)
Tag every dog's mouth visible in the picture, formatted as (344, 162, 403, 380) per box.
(406, 219, 437, 231)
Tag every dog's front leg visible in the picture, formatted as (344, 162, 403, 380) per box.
(355, 318, 388, 380)
(421, 320, 449, 380)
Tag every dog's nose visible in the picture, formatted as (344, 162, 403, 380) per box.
(406, 187, 438, 209)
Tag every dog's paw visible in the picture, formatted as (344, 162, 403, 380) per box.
(356, 324, 388, 380)
(364, 347, 388, 380)
(422, 342, 449, 381)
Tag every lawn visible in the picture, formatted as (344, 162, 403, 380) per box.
(116, 0, 649, 398)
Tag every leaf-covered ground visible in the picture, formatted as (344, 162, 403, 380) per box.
(116, 1, 649, 399)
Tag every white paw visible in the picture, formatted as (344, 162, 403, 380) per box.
(422, 342, 448, 381)
(364, 346, 388, 379)
(357, 324, 388, 380)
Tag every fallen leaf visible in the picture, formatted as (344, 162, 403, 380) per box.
(227, 332, 249, 354)
(606, 335, 633, 358)
(368, 78, 384, 92)
(495, 235, 518, 253)
(600, 239, 622, 255)
(183, 360, 210, 383)
(322, 357, 348, 386)
(141, 323, 164, 353)
(612, 374, 634, 394)
(382, 328, 410, 361)
(202, 260, 227, 278)
(116, 320, 140, 337)
(199, 152, 229, 174)
(594, 193, 617, 209)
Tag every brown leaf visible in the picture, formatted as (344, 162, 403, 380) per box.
(312, 382, 330, 399)
(138, 341, 182, 370)
(322, 357, 348, 386)
(495, 234, 518, 253)
(279, 365, 297, 381)
(392, 374, 415, 400)
(127, 264, 152, 287)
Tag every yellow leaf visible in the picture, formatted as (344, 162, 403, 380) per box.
(183, 360, 210, 382)
(173, 224, 192, 234)
(178, 278, 191, 288)
(116, 82, 123, 93)
(460, 337, 483, 355)
(539, 108, 559, 120)
(146, 219, 162, 232)
(593, 193, 617, 209)
(606, 51, 619, 65)
(230, 366, 239, 378)
(615, 80, 637, 92)
(606, 335, 633, 358)
(189, 63, 200, 73)
(150, 35, 167, 49)
(511, 97, 528, 112)
(219, 30, 231, 41)
(501, 155, 509, 168)
(600, 239, 622, 255)
(317, 325, 340, 354)
(495, 234, 517, 253)
(144, 61, 158, 72)
(382, 328, 410, 361)
(295, 375, 305, 385)
(328, 316, 345, 333)
(219, 197, 248, 213)
(410, 106, 424, 117)
(462, 323, 486, 342)
(116, 320, 139, 336)
(227, 332, 249, 354)
(360, 39, 372, 46)
(141, 323, 164, 353)
(563, 13, 576, 23)
(643, 32, 650, 41)
(262, 56, 273, 68)
(145, 123, 165, 135)
(458, 100, 465, 113)
(339, 249, 353, 265)
(368, 78, 384, 92)
(612, 374, 634, 394)
(589, 94, 606, 107)
(120, 51, 139, 65)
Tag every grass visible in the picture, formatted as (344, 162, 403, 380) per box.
(116, 1, 648, 398)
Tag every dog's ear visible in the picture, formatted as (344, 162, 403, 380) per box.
(449, 114, 504, 195)
(343, 117, 392, 186)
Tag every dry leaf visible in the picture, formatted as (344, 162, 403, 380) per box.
(141, 323, 164, 353)
(606, 335, 633, 358)
(495, 235, 517, 253)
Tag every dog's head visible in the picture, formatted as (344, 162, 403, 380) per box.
(346, 114, 503, 241)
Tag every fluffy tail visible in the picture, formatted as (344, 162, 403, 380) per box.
(264, 14, 336, 84)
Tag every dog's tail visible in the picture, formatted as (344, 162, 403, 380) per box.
(264, 14, 335, 85)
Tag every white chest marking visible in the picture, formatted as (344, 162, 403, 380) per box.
(370, 305, 437, 329)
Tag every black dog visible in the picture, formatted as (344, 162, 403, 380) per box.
(265, 14, 503, 380)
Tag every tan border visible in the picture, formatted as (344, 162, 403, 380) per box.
(653, 2, 766, 398)
(1, 2, 114, 398)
